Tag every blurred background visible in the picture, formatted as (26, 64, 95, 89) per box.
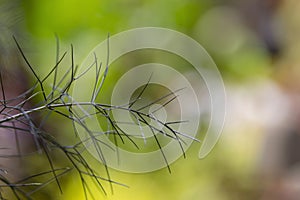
(1, 0, 300, 199)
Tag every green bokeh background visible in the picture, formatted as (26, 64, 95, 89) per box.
(2, 0, 300, 199)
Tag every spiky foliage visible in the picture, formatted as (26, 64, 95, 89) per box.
(0, 37, 197, 200)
